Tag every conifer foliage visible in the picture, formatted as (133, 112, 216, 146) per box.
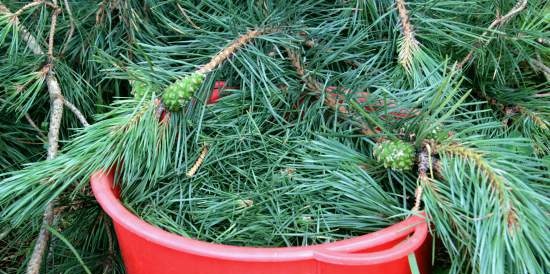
(0, 1, 548, 274)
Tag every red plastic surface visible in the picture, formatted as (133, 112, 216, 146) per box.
(91, 171, 431, 274)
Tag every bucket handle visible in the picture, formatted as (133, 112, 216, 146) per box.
(313, 216, 428, 265)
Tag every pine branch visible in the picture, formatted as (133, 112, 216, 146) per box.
(46, 3, 61, 60)
(457, 0, 528, 69)
(395, 0, 419, 72)
(62, 96, 90, 127)
(60, 0, 75, 55)
(439, 143, 517, 228)
(285, 47, 376, 135)
(414, 142, 438, 212)
(26, 202, 55, 274)
(196, 29, 267, 74)
(12, 1, 48, 17)
(0, 2, 83, 273)
(517, 105, 548, 131)
(473, 88, 548, 132)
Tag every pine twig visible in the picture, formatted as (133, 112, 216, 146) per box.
(13, 1, 46, 17)
(186, 146, 209, 177)
(24, 113, 47, 140)
(440, 143, 518, 230)
(516, 106, 549, 131)
(458, 0, 528, 69)
(26, 202, 55, 274)
(442, 144, 504, 197)
(60, 0, 75, 55)
(285, 47, 376, 135)
(47, 2, 61, 60)
(530, 57, 550, 82)
(395, 0, 419, 72)
(197, 29, 266, 74)
(61, 96, 89, 127)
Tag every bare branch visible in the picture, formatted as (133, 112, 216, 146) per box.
(26, 202, 55, 274)
(61, 96, 89, 127)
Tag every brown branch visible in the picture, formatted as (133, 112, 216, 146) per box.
(197, 29, 267, 74)
(95, 0, 106, 24)
(186, 146, 209, 177)
(458, 0, 528, 68)
(395, 0, 419, 72)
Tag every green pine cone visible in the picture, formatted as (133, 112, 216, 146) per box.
(130, 80, 153, 99)
(373, 140, 415, 171)
(162, 73, 205, 112)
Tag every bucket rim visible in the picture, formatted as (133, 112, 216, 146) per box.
(91, 170, 428, 265)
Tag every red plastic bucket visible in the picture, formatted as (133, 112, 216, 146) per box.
(91, 171, 431, 274)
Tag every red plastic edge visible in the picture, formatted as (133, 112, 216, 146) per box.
(91, 170, 428, 265)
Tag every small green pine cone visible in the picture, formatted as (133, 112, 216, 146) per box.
(373, 140, 415, 171)
(162, 73, 205, 112)
(130, 80, 153, 99)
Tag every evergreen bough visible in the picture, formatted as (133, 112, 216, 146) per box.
(0, 1, 548, 274)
